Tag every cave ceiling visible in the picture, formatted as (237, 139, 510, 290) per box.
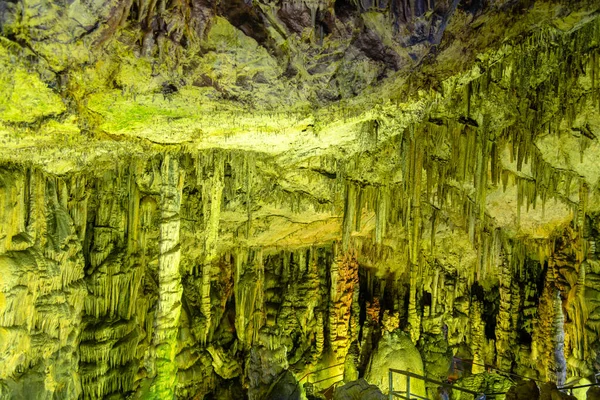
(1, 0, 599, 249)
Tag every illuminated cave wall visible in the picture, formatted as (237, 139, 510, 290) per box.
(0, 148, 599, 398)
(1, 0, 600, 399)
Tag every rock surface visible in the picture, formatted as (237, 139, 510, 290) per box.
(264, 370, 303, 400)
(587, 386, 600, 400)
(365, 330, 427, 397)
(1, 0, 600, 399)
(539, 382, 578, 400)
(505, 380, 540, 400)
(332, 378, 386, 400)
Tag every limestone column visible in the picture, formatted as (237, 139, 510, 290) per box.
(329, 250, 359, 363)
(470, 301, 486, 374)
(407, 136, 423, 343)
(495, 256, 513, 370)
(150, 154, 185, 398)
(533, 262, 567, 385)
(407, 263, 421, 343)
(200, 154, 224, 345)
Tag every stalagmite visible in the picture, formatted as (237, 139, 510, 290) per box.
(496, 254, 513, 371)
(533, 262, 568, 385)
(470, 301, 486, 375)
(329, 250, 359, 363)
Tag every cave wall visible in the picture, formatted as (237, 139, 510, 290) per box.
(1, 0, 600, 399)
(0, 139, 598, 398)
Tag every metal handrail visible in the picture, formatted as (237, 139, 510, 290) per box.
(455, 357, 600, 395)
(561, 383, 600, 390)
(452, 357, 543, 383)
(311, 373, 345, 385)
(390, 366, 600, 399)
(298, 362, 345, 384)
(559, 381, 600, 397)
(389, 369, 483, 400)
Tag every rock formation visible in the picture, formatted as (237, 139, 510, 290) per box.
(1, 0, 600, 399)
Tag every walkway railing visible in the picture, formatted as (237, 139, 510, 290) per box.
(388, 369, 506, 400)
(299, 362, 345, 388)
(560, 382, 600, 396)
(389, 365, 600, 399)
(453, 357, 600, 396)
(450, 357, 544, 383)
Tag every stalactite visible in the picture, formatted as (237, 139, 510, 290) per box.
(0, 168, 86, 399)
(25, 169, 47, 248)
(342, 182, 357, 253)
(253, 249, 265, 345)
(200, 152, 224, 345)
(375, 186, 388, 245)
(431, 268, 439, 317)
(80, 166, 145, 400)
(245, 155, 254, 239)
(576, 181, 588, 263)
(234, 250, 266, 349)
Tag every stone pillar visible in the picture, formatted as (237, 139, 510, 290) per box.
(150, 154, 185, 398)
(200, 154, 224, 345)
(495, 257, 513, 370)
